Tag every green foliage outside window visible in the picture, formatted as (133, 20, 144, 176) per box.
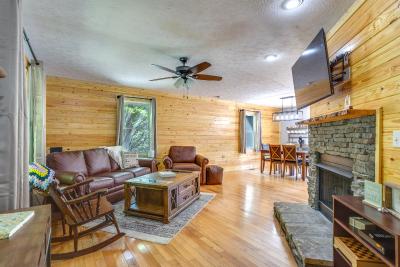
(122, 100, 154, 158)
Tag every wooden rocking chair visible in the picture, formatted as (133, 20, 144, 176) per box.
(48, 179, 125, 260)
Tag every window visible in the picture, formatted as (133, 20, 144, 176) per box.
(239, 109, 262, 153)
(118, 96, 156, 158)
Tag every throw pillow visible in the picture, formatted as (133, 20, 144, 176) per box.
(104, 146, 124, 168)
(29, 162, 55, 192)
(122, 152, 139, 168)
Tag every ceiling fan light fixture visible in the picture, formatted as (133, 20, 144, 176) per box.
(264, 54, 279, 62)
(282, 0, 303, 10)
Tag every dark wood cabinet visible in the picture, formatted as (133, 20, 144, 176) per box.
(333, 195, 400, 267)
(0, 205, 51, 267)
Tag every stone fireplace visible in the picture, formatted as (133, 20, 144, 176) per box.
(274, 114, 377, 266)
(307, 115, 376, 215)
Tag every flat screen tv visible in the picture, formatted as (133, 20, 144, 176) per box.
(292, 28, 334, 110)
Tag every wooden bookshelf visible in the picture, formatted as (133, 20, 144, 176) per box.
(333, 195, 400, 267)
(297, 108, 376, 126)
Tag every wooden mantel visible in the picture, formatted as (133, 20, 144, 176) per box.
(297, 108, 376, 126)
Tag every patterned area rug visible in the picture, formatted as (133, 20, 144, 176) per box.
(86, 192, 215, 244)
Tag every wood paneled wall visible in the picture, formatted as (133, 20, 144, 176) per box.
(46, 76, 280, 171)
(311, 0, 400, 184)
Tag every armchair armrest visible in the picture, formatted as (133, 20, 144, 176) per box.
(55, 171, 85, 185)
(138, 158, 158, 172)
(163, 156, 173, 169)
(195, 154, 209, 167)
(195, 155, 209, 185)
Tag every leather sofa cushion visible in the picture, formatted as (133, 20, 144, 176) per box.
(124, 167, 151, 177)
(89, 177, 114, 191)
(46, 151, 88, 176)
(83, 148, 112, 176)
(172, 163, 201, 171)
(97, 171, 134, 186)
(169, 146, 196, 163)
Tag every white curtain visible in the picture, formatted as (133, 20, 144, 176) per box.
(0, 0, 30, 211)
(254, 111, 262, 151)
(28, 61, 46, 164)
(116, 95, 125, 146)
(239, 109, 246, 153)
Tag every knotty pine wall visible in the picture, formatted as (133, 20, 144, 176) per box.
(46, 76, 280, 171)
(311, 0, 400, 184)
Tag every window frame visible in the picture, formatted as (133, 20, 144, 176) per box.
(118, 96, 157, 158)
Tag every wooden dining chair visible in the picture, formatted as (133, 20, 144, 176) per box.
(269, 144, 282, 175)
(260, 144, 270, 173)
(48, 179, 125, 260)
(297, 153, 310, 178)
(282, 144, 299, 179)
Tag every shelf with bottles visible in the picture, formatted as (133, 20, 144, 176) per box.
(286, 125, 309, 135)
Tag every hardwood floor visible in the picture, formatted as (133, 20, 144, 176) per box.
(52, 170, 308, 267)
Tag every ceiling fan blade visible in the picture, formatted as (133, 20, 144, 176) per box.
(149, 76, 178, 81)
(192, 74, 222, 81)
(151, 64, 177, 74)
(189, 62, 211, 74)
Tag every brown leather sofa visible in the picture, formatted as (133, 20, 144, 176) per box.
(46, 148, 157, 203)
(163, 146, 209, 184)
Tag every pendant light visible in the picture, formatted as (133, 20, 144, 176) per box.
(272, 96, 303, 121)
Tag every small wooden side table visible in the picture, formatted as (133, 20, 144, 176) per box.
(0, 205, 52, 267)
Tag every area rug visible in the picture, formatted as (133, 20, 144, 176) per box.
(85, 192, 215, 244)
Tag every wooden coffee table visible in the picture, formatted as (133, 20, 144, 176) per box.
(124, 171, 200, 223)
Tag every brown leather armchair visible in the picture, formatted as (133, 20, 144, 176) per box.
(163, 146, 209, 184)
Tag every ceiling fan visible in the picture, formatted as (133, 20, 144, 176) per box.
(149, 57, 222, 90)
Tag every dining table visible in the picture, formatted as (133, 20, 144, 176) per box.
(260, 148, 309, 181)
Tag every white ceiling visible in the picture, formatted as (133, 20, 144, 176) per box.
(23, 0, 355, 107)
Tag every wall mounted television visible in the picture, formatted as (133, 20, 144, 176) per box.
(292, 28, 334, 110)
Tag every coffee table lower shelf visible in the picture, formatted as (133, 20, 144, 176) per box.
(124, 195, 200, 223)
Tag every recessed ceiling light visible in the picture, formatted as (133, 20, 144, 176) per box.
(264, 54, 279, 62)
(282, 0, 303, 10)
